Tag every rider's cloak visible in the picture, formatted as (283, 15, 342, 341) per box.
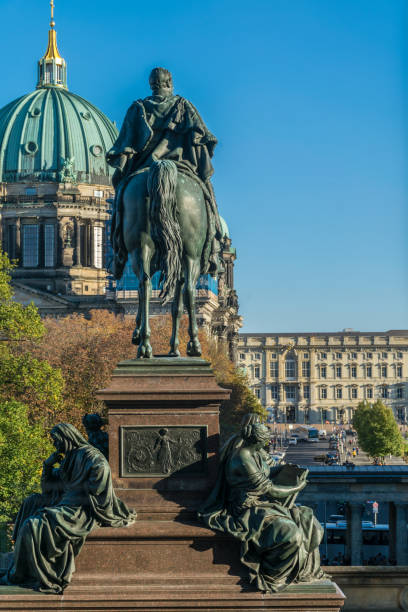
(106, 95, 222, 280)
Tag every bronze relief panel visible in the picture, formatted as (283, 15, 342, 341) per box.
(120, 425, 207, 477)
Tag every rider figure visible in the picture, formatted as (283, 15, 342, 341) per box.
(106, 67, 223, 280)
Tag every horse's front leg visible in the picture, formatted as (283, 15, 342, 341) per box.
(131, 291, 142, 345)
(169, 279, 184, 357)
(130, 247, 153, 358)
(137, 272, 153, 358)
(183, 257, 202, 357)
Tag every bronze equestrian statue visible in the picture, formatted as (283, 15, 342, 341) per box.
(106, 68, 223, 358)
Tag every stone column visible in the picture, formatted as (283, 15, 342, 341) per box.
(90, 221, 95, 267)
(389, 502, 408, 565)
(346, 502, 363, 565)
(74, 217, 81, 266)
(15, 218, 21, 264)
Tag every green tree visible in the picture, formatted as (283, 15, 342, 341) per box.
(353, 400, 404, 461)
(0, 401, 53, 523)
(0, 251, 63, 423)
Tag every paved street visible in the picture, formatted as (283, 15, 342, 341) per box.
(279, 435, 406, 467)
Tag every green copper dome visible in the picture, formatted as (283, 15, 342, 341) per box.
(0, 87, 118, 184)
(0, 18, 118, 185)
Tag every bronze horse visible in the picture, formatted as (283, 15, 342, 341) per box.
(122, 160, 207, 358)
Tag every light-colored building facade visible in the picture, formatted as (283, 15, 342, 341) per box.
(237, 330, 408, 425)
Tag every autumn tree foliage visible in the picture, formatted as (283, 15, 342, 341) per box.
(24, 310, 261, 436)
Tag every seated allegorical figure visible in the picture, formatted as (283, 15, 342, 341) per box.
(0, 423, 136, 594)
(199, 414, 328, 593)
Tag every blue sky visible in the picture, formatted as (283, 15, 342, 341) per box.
(0, 0, 407, 332)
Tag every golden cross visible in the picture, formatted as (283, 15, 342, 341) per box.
(50, 0, 55, 27)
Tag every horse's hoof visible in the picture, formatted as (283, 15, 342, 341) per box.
(137, 344, 153, 358)
(187, 340, 202, 357)
(168, 348, 181, 357)
(132, 330, 141, 346)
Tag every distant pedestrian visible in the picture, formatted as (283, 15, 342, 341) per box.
(356, 447, 359, 455)
(352, 450, 356, 457)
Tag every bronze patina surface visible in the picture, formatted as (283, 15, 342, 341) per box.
(199, 414, 329, 593)
(106, 68, 223, 358)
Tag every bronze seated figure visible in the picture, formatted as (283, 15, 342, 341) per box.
(199, 414, 328, 592)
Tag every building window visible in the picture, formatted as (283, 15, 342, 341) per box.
(93, 190, 104, 198)
(285, 385, 296, 400)
(22, 224, 39, 267)
(397, 366, 403, 378)
(351, 387, 358, 399)
(336, 366, 342, 378)
(351, 366, 357, 378)
(303, 353, 309, 359)
(381, 365, 387, 378)
(239, 353, 245, 360)
(381, 386, 388, 399)
(7, 225, 16, 259)
(270, 361, 279, 377)
(271, 385, 279, 400)
(44, 224, 55, 267)
(366, 352, 373, 359)
(320, 387, 327, 399)
(285, 358, 296, 379)
(382, 352, 388, 359)
(254, 366, 260, 378)
(397, 352, 403, 359)
(351, 352, 357, 359)
(93, 225, 103, 269)
(366, 366, 372, 378)
(286, 406, 296, 423)
(270, 353, 277, 359)
(320, 365, 327, 379)
(254, 353, 260, 360)
(336, 352, 342, 359)
(303, 385, 310, 399)
(397, 407, 405, 421)
(367, 387, 373, 399)
(336, 387, 342, 399)
(397, 387, 404, 399)
(321, 352, 327, 359)
(302, 361, 310, 377)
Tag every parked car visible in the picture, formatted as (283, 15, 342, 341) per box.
(288, 437, 298, 445)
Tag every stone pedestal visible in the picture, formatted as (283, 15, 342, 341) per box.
(96, 357, 229, 519)
(0, 357, 345, 611)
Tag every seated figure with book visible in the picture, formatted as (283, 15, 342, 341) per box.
(199, 414, 328, 592)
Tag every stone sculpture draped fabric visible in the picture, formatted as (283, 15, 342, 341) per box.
(2, 424, 136, 594)
(199, 432, 326, 593)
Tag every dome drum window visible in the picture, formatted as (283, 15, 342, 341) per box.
(81, 111, 91, 120)
(29, 107, 41, 118)
(90, 145, 103, 157)
(24, 141, 39, 155)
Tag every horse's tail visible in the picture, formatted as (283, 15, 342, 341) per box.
(148, 160, 182, 303)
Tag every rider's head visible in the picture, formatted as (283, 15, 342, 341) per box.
(149, 67, 173, 97)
